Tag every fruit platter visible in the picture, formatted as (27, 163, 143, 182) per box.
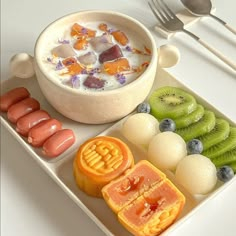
(1, 63, 235, 235)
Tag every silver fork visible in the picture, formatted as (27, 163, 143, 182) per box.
(149, 0, 236, 71)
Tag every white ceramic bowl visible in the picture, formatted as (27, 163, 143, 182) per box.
(34, 10, 158, 124)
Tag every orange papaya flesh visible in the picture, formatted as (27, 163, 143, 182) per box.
(71, 23, 96, 38)
(112, 30, 129, 46)
(103, 58, 130, 75)
(73, 37, 88, 50)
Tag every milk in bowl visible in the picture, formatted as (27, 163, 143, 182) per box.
(41, 21, 152, 91)
(34, 11, 158, 124)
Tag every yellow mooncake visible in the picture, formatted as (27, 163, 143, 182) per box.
(73, 136, 134, 197)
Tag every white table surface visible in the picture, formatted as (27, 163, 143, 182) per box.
(1, 0, 236, 235)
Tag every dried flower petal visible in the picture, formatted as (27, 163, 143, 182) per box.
(125, 45, 132, 52)
(81, 69, 88, 74)
(58, 39, 70, 44)
(107, 28, 115, 34)
(71, 75, 80, 88)
(55, 60, 64, 70)
(81, 27, 88, 34)
(87, 67, 100, 76)
(116, 73, 126, 84)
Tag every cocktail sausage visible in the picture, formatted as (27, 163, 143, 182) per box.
(28, 118, 62, 147)
(7, 97, 40, 123)
(42, 129, 75, 157)
(0, 87, 30, 112)
(16, 110, 51, 136)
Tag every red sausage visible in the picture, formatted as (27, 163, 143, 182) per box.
(28, 118, 62, 147)
(16, 110, 51, 136)
(7, 97, 40, 123)
(42, 129, 75, 157)
(0, 87, 30, 112)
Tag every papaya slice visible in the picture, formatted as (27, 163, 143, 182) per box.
(62, 57, 77, 66)
(61, 63, 84, 76)
(103, 58, 130, 75)
(73, 37, 88, 50)
(71, 23, 96, 38)
(112, 30, 129, 46)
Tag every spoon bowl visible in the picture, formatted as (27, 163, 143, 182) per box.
(181, 0, 212, 16)
(180, 0, 236, 34)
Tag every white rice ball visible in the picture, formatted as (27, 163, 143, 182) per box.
(121, 113, 159, 147)
(147, 131, 187, 171)
(175, 154, 217, 195)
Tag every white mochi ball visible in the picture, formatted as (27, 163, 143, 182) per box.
(121, 113, 160, 147)
(148, 131, 187, 171)
(175, 154, 217, 195)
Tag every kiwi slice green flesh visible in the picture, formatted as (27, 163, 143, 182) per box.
(198, 118, 230, 150)
(203, 127, 236, 159)
(149, 86, 197, 119)
(175, 110, 216, 142)
(211, 148, 236, 168)
(174, 104, 204, 129)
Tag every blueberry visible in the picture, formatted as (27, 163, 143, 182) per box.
(159, 118, 176, 132)
(137, 102, 151, 113)
(217, 166, 234, 183)
(186, 139, 203, 154)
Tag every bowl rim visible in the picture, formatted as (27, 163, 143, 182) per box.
(34, 10, 158, 96)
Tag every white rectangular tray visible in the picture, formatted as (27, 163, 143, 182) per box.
(1, 66, 235, 236)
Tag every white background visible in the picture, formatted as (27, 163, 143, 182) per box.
(1, 0, 236, 235)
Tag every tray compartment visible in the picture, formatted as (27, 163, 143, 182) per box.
(1, 66, 235, 236)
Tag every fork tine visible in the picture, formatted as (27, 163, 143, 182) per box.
(153, 0, 171, 21)
(151, 0, 168, 22)
(148, 0, 165, 24)
(158, 0, 176, 19)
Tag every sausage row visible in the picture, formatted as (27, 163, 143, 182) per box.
(0, 87, 75, 158)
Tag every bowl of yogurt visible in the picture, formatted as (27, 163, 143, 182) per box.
(34, 10, 158, 124)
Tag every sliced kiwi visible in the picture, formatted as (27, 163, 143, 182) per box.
(175, 110, 216, 142)
(203, 127, 236, 159)
(149, 86, 197, 119)
(174, 104, 204, 129)
(211, 148, 236, 167)
(198, 118, 230, 150)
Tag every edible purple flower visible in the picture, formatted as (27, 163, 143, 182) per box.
(71, 75, 80, 88)
(81, 69, 88, 74)
(116, 73, 126, 84)
(81, 27, 87, 34)
(58, 39, 70, 44)
(125, 45, 132, 52)
(55, 60, 64, 70)
(107, 28, 115, 34)
(89, 67, 100, 75)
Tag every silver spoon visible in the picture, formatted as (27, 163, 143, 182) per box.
(180, 0, 236, 35)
